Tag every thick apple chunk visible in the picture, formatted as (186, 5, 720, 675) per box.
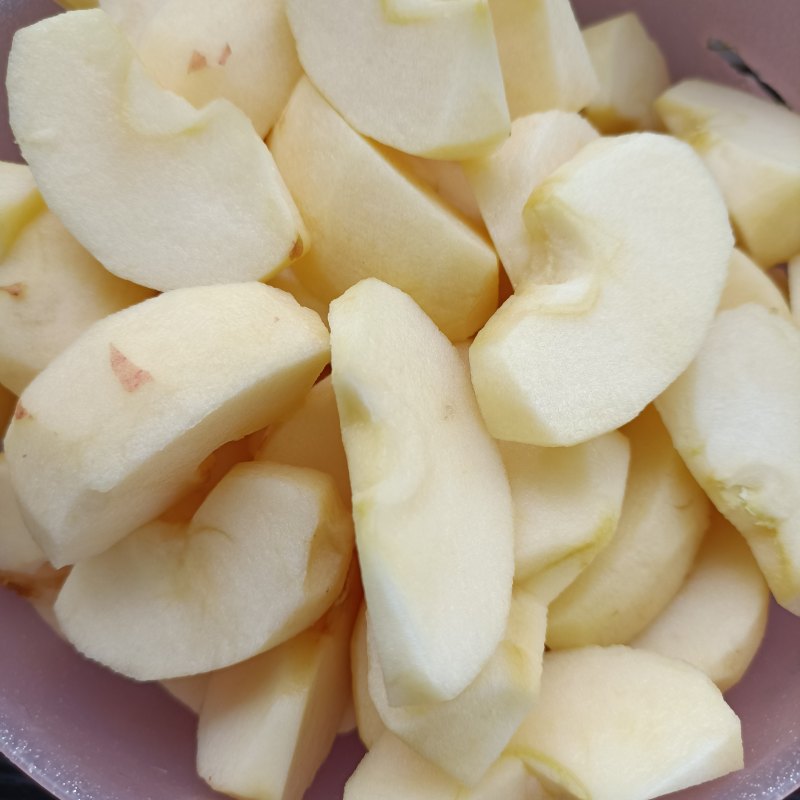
(55, 462, 354, 679)
(0, 209, 153, 395)
(0, 161, 43, 259)
(656, 303, 800, 614)
(547, 408, 708, 648)
(489, 0, 598, 119)
(286, 0, 509, 158)
(633, 513, 769, 692)
(656, 79, 800, 267)
(503, 431, 630, 603)
(582, 13, 669, 133)
(0, 454, 45, 575)
(4, 283, 329, 566)
(270, 79, 499, 342)
(135, 0, 302, 137)
(470, 133, 732, 446)
(718, 248, 791, 320)
(7, 10, 307, 291)
(330, 279, 514, 706)
(367, 589, 545, 786)
(508, 647, 743, 800)
(197, 566, 360, 800)
(463, 112, 598, 289)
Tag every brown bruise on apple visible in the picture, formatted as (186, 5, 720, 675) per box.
(109, 343, 153, 393)
(1, 563, 68, 601)
(289, 237, 304, 261)
(188, 50, 208, 73)
(13, 402, 29, 421)
(1, 283, 25, 298)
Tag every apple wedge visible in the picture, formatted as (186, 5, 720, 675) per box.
(718, 248, 791, 320)
(255, 375, 351, 508)
(508, 646, 743, 800)
(463, 112, 599, 289)
(351, 605, 388, 749)
(502, 431, 630, 603)
(0, 209, 153, 395)
(7, 10, 307, 291)
(656, 79, 800, 268)
(286, 0, 509, 159)
(469, 133, 732, 446)
(489, 0, 598, 119)
(55, 462, 354, 679)
(633, 512, 769, 692)
(547, 407, 708, 649)
(345, 733, 549, 800)
(582, 13, 670, 133)
(329, 279, 514, 706)
(197, 565, 361, 800)
(4, 283, 329, 567)
(0, 454, 45, 575)
(0, 161, 43, 260)
(656, 303, 800, 615)
(269, 78, 499, 342)
(135, 0, 302, 137)
(367, 589, 545, 786)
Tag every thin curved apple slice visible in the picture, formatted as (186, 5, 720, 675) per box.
(55, 462, 354, 679)
(7, 10, 307, 291)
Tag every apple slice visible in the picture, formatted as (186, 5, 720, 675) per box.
(582, 12, 670, 133)
(4, 283, 329, 567)
(7, 10, 307, 291)
(0, 161, 43, 259)
(0, 209, 153, 395)
(161, 673, 212, 714)
(330, 279, 514, 706)
(351, 605, 388, 749)
(656, 303, 800, 614)
(547, 407, 709, 649)
(255, 375, 351, 509)
(269, 78, 499, 342)
(197, 565, 361, 800)
(135, 0, 302, 137)
(489, 0, 598, 119)
(55, 462, 354, 679)
(367, 589, 545, 786)
(508, 646, 743, 800)
(789, 254, 800, 325)
(502, 431, 630, 603)
(633, 512, 769, 692)
(269, 268, 330, 327)
(345, 733, 548, 800)
(285, 0, 509, 159)
(469, 133, 732, 446)
(0, 454, 45, 575)
(656, 79, 800, 268)
(718, 248, 791, 320)
(463, 112, 599, 289)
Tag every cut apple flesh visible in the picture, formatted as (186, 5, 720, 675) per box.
(55, 462, 354, 679)
(351, 605, 388, 750)
(4, 283, 329, 566)
(469, 133, 732, 447)
(7, 10, 307, 291)
(330, 278, 514, 706)
(0, 454, 45, 575)
(0, 161, 44, 260)
(718, 248, 792, 320)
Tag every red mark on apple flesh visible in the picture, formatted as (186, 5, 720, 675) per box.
(109, 344, 153, 393)
(218, 43, 232, 65)
(1, 283, 24, 298)
(188, 50, 208, 73)
(14, 403, 29, 420)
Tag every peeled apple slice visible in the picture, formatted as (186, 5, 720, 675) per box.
(286, 0, 510, 159)
(330, 279, 514, 706)
(656, 303, 800, 615)
(718, 248, 792, 319)
(4, 283, 329, 566)
(547, 407, 708, 649)
(55, 462, 354, 679)
(7, 10, 307, 291)
(656, 79, 800, 267)
(469, 133, 732, 447)
(0, 161, 43, 259)
(508, 646, 743, 800)
(367, 590, 546, 786)
(633, 512, 769, 692)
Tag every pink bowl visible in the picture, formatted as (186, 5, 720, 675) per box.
(2, 1, 799, 798)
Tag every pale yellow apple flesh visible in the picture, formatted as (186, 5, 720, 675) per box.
(269, 78, 499, 342)
(547, 407, 709, 648)
(0, 454, 45, 575)
(351, 605, 388, 749)
(269, 268, 330, 328)
(161, 673, 212, 715)
(330, 278, 514, 706)
(789, 254, 800, 324)
(718, 248, 792, 320)
(0, 161, 44, 260)
(4, 283, 329, 566)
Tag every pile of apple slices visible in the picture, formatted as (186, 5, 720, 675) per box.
(2, 1, 800, 799)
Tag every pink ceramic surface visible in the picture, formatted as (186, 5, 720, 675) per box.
(1, 1, 799, 798)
